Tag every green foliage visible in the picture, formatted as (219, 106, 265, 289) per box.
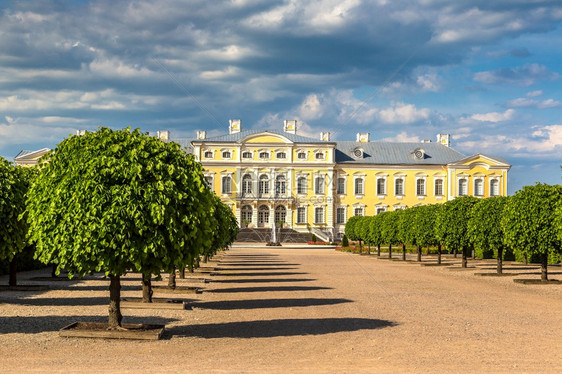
(503, 183, 562, 262)
(399, 207, 418, 246)
(0, 158, 32, 262)
(359, 216, 374, 244)
(367, 214, 384, 246)
(311, 233, 317, 242)
(26, 128, 213, 279)
(468, 196, 509, 259)
(344, 216, 362, 241)
(413, 204, 441, 248)
(435, 196, 479, 252)
(341, 234, 349, 247)
(380, 211, 401, 245)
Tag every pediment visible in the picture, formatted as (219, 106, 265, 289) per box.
(241, 132, 293, 144)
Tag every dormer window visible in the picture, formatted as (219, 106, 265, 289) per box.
(276, 152, 286, 159)
(222, 150, 231, 159)
(297, 152, 307, 160)
(242, 151, 253, 159)
(204, 150, 213, 158)
(259, 151, 269, 160)
(352, 147, 363, 159)
(412, 148, 425, 160)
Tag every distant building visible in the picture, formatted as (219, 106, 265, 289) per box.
(170, 120, 510, 241)
(14, 148, 50, 167)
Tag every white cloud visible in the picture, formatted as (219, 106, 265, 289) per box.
(380, 131, 420, 143)
(526, 90, 543, 97)
(378, 102, 430, 124)
(505, 97, 561, 109)
(471, 109, 514, 122)
(299, 94, 324, 120)
(473, 64, 559, 86)
(200, 66, 240, 79)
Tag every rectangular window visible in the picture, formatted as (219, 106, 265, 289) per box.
(336, 178, 345, 195)
(459, 179, 467, 196)
(376, 207, 386, 215)
(475, 179, 484, 196)
(395, 178, 404, 195)
(297, 177, 307, 194)
(377, 178, 386, 195)
(336, 207, 346, 224)
(314, 207, 324, 224)
(354, 207, 364, 216)
(297, 207, 306, 224)
(490, 180, 499, 196)
(355, 178, 364, 195)
(221, 176, 231, 194)
(416, 179, 426, 196)
(434, 179, 443, 196)
(205, 176, 213, 189)
(315, 177, 325, 195)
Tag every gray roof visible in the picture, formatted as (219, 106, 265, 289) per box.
(189, 129, 332, 144)
(171, 129, 470, 165)
(335, 141, 466, 165)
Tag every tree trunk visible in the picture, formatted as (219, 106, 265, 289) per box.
(417, 245, 422, 262)
(472, 247, 475, 260)
(426, 245, 430, 256)
(461, 247, 467, 268)
(108, 275, 123, 329)
(437, 244, 442, 265)
(541, 252, 548, 281)
(168, 269, 176, 289)
(51, 264, 57, 278)
(524, 252, 528, 265)
(367, 244, 371, 255)
(453, 248, 458, 258)
(179, 267, 185, 279)
(358, 240, 362, 254)
(377, 244, 381, 257)
(142, 274, 153, 303)
(497, 247, 503, 274)
(204, 254, 209, 263)
(402, 244, 406, 261)
(9, 257, 17, 287)
(388, 244, 392, 259)
(188, 263, 194, 273)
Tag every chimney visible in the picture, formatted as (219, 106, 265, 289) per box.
(157, 130, 170, 141)
(229, 119, 241, 134)
(437, 134, 450, 147)
(196, 130, 206, 140)
(421, 139, 431, 143)
(76, 130, 86, 136)
(320, 132, 331, 141)
(356, 133, 370, 143)
(284, 120, 297, 134)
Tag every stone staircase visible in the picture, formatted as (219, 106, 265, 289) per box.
(235, 228, 312, 243)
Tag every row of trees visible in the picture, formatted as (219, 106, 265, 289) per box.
(1, 128, 239, 329)
(344, 184, 562, 280)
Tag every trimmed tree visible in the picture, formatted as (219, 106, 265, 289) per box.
(26, 128, 212, 328)
(502, 184, 562, 281)
(468, 196, 510, 274)
(359, 216, 374, 254)
(0, 158, 33, 286)
(368, 214, 384, 256)
(414, 204, 443, 264)
(381, 211, 401, 259)
(344, 216, 362, 251)
(435, 196, 479, 268)
(399, 207, 418, 261)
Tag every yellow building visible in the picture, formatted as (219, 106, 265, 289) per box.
(171, 120, 510, 241)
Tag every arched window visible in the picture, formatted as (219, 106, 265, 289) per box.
(416, 179, 426, 196)
(354, 178, 364, 195)
(490, 179, 499, 196)
(259, 174, 269, 196)
(434, 179, 443, 196)
(241, 205, 252, 223)
(242, 174, 252, 196)
(204, 150, 213, 158)
(297, 177, 307, 194)
(221, 176, 232, 194)
(395, 178, 404, 195)
(315, 176, 325, 194)
(474, 179, 484, 196)
(336, 177, 346, 194)
(259, 151, 269, 160)
(315, 152, 324, 160)
(242, 151, 252, 159)
(459, 179, 468, 196)
(222, 150, 231, 159)
(276, 152, 286, 159)
(297, 152, 307, 160)
(275, 205, 286, 223)
(275, 175, 286, 195)
(258, 205, 269, 227)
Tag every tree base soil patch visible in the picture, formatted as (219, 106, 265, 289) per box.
(59, 322, 164, 340)
(513, 279, 562, 285)
(121, 298, 191, 310)
(175, 277, 210, 283)
(474, 272, 518, 277)
(0, 285, 49, 292)
(448, 266, 477, 271)
(421, 263, 453, 266)
(29, 276, 74, 282)
(152, 285, 202, 294)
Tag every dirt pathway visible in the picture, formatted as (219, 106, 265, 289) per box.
(1, 247, 561, 373)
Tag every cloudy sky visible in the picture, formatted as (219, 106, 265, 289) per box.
(1, 0, 561, 193)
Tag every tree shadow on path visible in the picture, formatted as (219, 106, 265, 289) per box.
(207, 286, 331, 293)
(192, 298, 352, 310)
(166, 318, 397, 339)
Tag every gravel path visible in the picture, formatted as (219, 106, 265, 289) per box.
(1, 247, 561, 373)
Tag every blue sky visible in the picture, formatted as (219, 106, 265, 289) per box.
(0, 0, 561, 193)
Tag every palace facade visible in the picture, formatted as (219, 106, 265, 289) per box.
(170, 120, 510, 241)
